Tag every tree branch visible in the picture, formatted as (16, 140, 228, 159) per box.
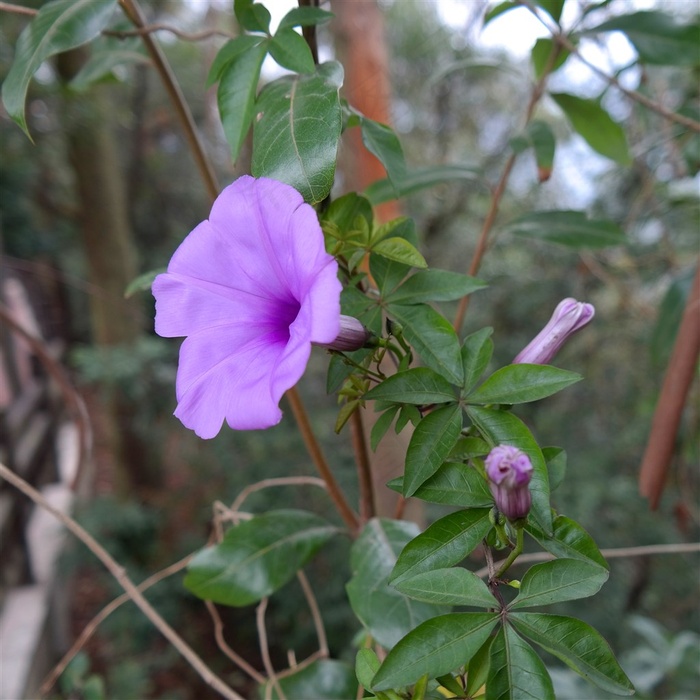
(118, 0, 220, 202)
(0, 462, 243, 700)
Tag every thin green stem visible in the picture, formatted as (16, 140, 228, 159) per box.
(494, 525, 524, 580)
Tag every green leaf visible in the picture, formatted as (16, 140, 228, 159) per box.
(465, 636, 494, 697)
(236, 2, 271, 33)
(269, 27, 315, 74)
(372, 613, 499, 691)
(125, 268, 166, 298)
(252, 61, 343, 204)
(278, 6, 334, 30)
(262, 659, 357, 699)
(356, 649, 381, 691)
(586, 11, 700, 66)
(461, 328, 494, 394)
(511, 613, 635, 696)
(387, 462, 493, 509)
(403, 404, 463, 497)
(364, 368, 457, 404)
(395, 567, 496, 608)
(550, 92, 631, 165)
(388, 303, 464, 385)
(487, 625, 555, 700)
(2, 0, 118, 136)
(511, 119, 557, 182)
(467, 364, 582, 405)
(68, 40, 147, 92)
(389, 508, 491, 584)
(526, 515, 608, 569)
(359, 117, 406, 186)
(483, 1, 517, 27)
(535, 0, 565, 23)
(542, 446, 566, 492)
(387, 270, 487, 305)
(206, 34, 265, 87)
(218, 39, 267, 162)
(509, 559, 608, 610)
(184, 510, 337, 606)
(373, 237, 427, 268)
(466, 406, 552, 534)
(450, 436, 491, 461)
(506, 209, 627, 248)
(346, 519, 449, 650)
(370, 405, 400, 451)
(322, 191, 374, 234)
(531, 38, 570, 79)
(365, 164, 483, 205)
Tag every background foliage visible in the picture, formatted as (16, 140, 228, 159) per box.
(1, 0, 698, 698)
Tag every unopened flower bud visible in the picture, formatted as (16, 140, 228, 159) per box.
(485, 445, 533, 521)
(514, 298, 594, 365)
(317, 315, 374, 352)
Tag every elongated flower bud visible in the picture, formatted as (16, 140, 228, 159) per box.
(316, 315, 375, 352)
(514, 298, 595, 365)
(485, 445, 533, 521)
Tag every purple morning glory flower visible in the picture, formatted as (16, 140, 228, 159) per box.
(153, 176, 342, 438)
(513, 297, 595, 365)
(485, 445, 533, 520)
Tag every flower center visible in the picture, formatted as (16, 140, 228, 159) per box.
(273, 297, 302, 343)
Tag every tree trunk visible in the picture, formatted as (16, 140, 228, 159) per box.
(56, 48, 162, 493)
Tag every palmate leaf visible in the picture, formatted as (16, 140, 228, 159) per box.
(511, 613, 635, 696)
(387, 461, 493, 509)
(509, 559, 608, 610)
(461, 327, 494, 394)
(217, 38, 268, 162)
(389, 508, 491, 585)
(526, 515, 608, 569)
(2, 0, 118, 136)
(388, 303, 464, 386)
(586, 11, 700, 66)
(510, 119, 557, 181)
(505, 209, 627, 249)
(278, 6, 334, 30)
(530, 38, 570, 79)
(363, 368, 457, 405)
(550, 93, 631, 165)
(68, 35, 148, 93)
(365, 164, 484, 205)
(467, 406, 552, 534)
(252, 62, 343, 204)
(371, 613, 499, 691)
(394, 567, 496, 608)
(487, 625, 555, 700)
(184, 509, 337, 606)
(387, 270, 487, 305)
(403, 404, 463, 497)
(358, 116, 407, 187)
(346, 519, 449, 650)
(467, 364, 582, 405)
(268, 27, 315, 74)
(261, 659, 357, 699)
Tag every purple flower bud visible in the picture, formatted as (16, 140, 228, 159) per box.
(485, 445, 533, 520)
(316, 315, 374, 352)
(513, 298, 595, 365)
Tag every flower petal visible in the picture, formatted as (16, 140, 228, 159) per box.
(174, 323, 293, 437)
